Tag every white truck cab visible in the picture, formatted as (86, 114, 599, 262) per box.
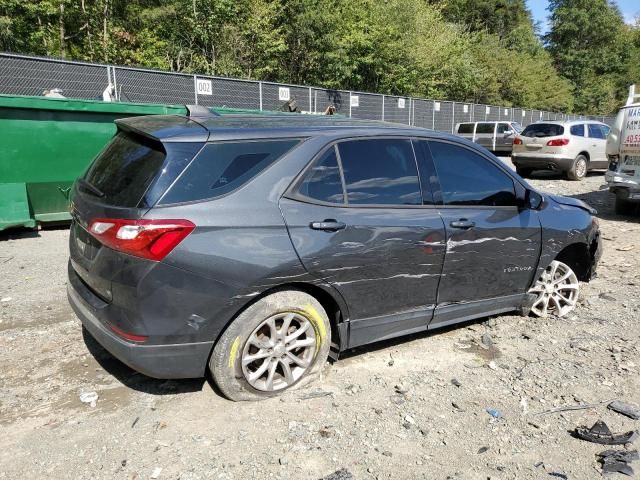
(605, 84, 640, 214)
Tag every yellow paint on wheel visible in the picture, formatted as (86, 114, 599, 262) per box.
(229, 336, 240, 368)
(302, 304, 327, 352)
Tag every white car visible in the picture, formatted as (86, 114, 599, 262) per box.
(511, 120, 611, 180)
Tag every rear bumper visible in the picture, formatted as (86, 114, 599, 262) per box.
(67, 268, 213, 379)
(511, 152, 574, 170)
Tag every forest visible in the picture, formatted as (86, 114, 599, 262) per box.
(0, 0, 638, 114)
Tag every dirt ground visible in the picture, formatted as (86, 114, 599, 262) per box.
(1, 165, 639, 480)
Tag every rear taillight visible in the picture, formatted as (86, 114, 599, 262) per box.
(109, 323, 148, 343)
(513, 137, 523, 145)
(546, 138, 570, 146)
(88, 218, 195, 261)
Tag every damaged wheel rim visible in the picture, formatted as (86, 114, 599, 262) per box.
(241, 312, 316, 392)
(528, 260, 579, 317)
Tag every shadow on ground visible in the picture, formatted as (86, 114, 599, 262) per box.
(82, 327, 206, 396)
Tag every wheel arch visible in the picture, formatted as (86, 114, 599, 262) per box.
(577, 151, 590, 162)
(554, 242, 591, 281)
(210, 281, 348, 362)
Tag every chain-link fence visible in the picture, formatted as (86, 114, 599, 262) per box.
(0, 52, 616, 130)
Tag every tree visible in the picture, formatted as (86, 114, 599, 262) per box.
(545, 0, 630, 114)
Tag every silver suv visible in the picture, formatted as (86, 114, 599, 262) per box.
(511, 120, 610, 180)
(455, 121, 522, 153)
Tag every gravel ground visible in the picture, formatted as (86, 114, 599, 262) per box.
(1, 165, 639, 480)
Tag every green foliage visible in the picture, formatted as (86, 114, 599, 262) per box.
(0, 0, 637, 113)
(545, 0, 635, 114)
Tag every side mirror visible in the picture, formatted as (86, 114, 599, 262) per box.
(526, 190, 543, 210)
(504, 129, 515, 137)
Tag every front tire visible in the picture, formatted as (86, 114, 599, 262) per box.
(209, 290, 331, 401)
(528, 260, 579, 317)
(615, 195, 636, 215)
(567, 154, 588, 181)
(516, 167, 533, 178)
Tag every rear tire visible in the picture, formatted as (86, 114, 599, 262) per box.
(615, 195, 636, 215)
(567, 154, 588, 181)
(209, 290, 331, 401)
(516, 167, 533, 178)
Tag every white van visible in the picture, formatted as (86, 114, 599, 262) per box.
(605, 84, 640, 214)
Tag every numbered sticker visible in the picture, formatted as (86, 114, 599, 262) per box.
(504, 108, 509, 116)
(398, 98, 405, 109)
(463, 105, 468, 113)
(196, 79, 212, 96)
(434, 102, 441, 112)
(522, 110, 526, 117)
(278, 87, 290, 101)
(485, 106, 491, 115)
(350, 95, 359, 108)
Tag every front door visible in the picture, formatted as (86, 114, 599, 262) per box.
(587, 123, 609, 168)
(418, 140, 541, 328)
(474, 122, 496, 151)
(280, 138, 446, 347)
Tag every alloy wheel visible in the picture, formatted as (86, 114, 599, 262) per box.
(576, 158, 587, 178)
(528, 260, 579, 317)
(241, 312, 316, 391)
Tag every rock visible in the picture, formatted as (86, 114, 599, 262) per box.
(481, 334, 493, 347)
(488, 361, 498, 370)
(0, 297, 11, 303)
(477, 446, 489, 454)
(599, 293, 617, 301)
(150, 467, 162, 479)
(608, 400, 640, 420)
(404, 414, 416, 425)
(279, 457, 288, 466)
(321, 468, 354, 480)
(395, 384, 409, 394)
(382, 451, 392, 457)
(451, 378, 462, 387)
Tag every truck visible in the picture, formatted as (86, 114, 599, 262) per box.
(605, 84, 640, 214)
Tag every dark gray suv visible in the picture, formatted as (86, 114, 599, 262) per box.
(68, 114, 602, 401)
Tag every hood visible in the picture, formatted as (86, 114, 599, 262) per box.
(547, 194, 597, 215)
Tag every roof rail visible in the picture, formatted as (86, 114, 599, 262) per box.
(626, 84, 640, 106)
(185, 104, 219, 117)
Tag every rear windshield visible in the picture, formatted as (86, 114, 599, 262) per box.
(457, 123, 474, 134)
(159, 139, 300, 205)
(521, 123, 564, 137)
(81, 131, 202, 208)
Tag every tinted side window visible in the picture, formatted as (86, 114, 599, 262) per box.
(476, 123, 495, 134)
(457, 123, 474, 134)
(588, 124, 607, 139)
(160, 140, 299, 204)
(429, 142, 517, 207)
(570, 124, 585, 136)
(297, 147, 344, 204)
(338, 139, 421, 205)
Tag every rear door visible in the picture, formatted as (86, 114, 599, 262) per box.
(280, 138, 446, 347)
(419, 140, 541, 327)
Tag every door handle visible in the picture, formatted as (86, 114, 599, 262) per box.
(310, 219, 346, 232)
(449, 219, 475, 229)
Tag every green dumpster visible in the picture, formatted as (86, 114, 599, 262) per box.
(0, 94, 187, 231)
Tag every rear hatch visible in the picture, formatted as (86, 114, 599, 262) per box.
(69, 117, 205, 302)
(514, 123, 566, 154)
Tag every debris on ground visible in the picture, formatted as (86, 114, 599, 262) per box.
(486, 408, 503, 419)
(574, 420, 639, 445)
(299, 390, 333, 400)
(451, 378, 462, 387)
(608, 400, 640, 420)
(597, 449, 639, 476)
(150, 466, 162, 479)
(79, 391, 98, 407)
